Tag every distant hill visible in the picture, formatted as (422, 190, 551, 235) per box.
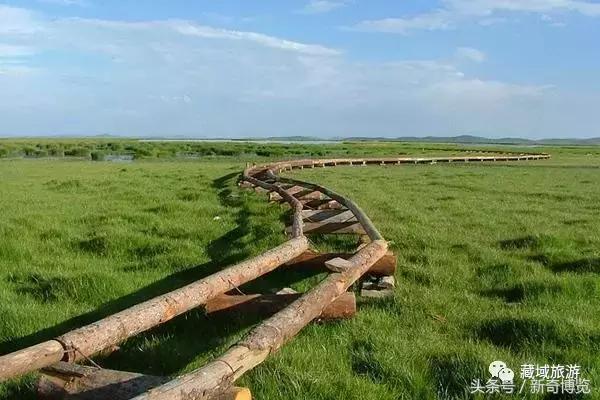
(3, 134, 599, 145)
(341, 135, 600, 146)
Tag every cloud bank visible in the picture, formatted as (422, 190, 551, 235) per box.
(353, 0, 600, 33)
(0, 4, 598, 138)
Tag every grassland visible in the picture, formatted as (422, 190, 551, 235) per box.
(0, 140, 598, 399)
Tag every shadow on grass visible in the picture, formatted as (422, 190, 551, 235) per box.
(0, 171, 323, 386)
(350, 340, 390, 383)
(474, 317, 600, 353)
(475, 318, 565, 350)
(498, 235, 540, 250)
(480, 286, 526, 303)
(550, 258, 600, 274)
(428, 354, 485, 399)
(398, 268, 432, 287)
(309, 233, 358, 253)
(479, 282, 562, 304)
(529, 254, 600, 274)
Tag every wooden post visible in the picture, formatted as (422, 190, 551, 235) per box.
(0, 237, 309, 382)
(131, 240, 388, 400)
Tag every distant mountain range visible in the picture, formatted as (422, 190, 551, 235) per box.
(248, 135, 600, 145)
(339, 135, 600, 145)
(4, 134, 600, 145)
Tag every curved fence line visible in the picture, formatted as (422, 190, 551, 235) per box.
(0, 152, 550, 400)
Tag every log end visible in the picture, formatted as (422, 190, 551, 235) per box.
(216, 387, 252, 400)
(324, 258, 353, 273)
(0, 340, 64, 383)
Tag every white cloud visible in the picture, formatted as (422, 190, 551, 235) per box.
(446, 0, 600, 17)
(0, 5, 41, 34)
(172, 22, 341, 56)
(0, 5, 596, 138)
(298, 1, 348, 15)
(37, 0, 88, 6)
(455, 47, 487, 63)
(352, 0, 600, 33)
(0, 44, 36, 58)
(353, 11, 454, 33)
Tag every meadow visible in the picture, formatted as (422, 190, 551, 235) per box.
(0, 140, 598, 399)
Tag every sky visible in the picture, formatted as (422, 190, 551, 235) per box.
(0, 0, 599, 138)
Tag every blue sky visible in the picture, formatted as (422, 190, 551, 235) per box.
(1, 0, 599, 138)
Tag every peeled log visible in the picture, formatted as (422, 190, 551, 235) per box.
(301, 209, 357, 223)
(132, 240, 388, 400)
(269, 187, 323, 202)
(301, 199, 343, 210)
(57, 237, 309, 362)
(37, 363, 250, 400)
(287, 222, 366, 235)
(0, 237, 309, 382)
(205, 292, 356, 320)
(0, 341, 64, 384)
(215, 387, 252, 400)
(37, 362, 169, 400)
(286, 249, 396, 276)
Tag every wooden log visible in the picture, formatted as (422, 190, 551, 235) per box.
(301, 209, 357, 224)
(0, 341, 65, 384)
(268, 185, 305, 202)
(215, 387, 251, 400)
(285, 249, 396, 276)
(131, 240, 388, 400)
(205, 292, 356, 321)
(277, 176, 383, 241)
(270, 188, 323, 202)
(0, 237, 309, 382)
(324, 258, 353, 273)
(37, 362, 169, 400)
(37, 363, 250, 400)
(293, 190, 323, 201)
(57, 237, 309, 362)
(287, 221, 366, 235)
(301, 199, 343, 210)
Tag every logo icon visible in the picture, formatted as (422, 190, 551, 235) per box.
(489, 361, 515, 383)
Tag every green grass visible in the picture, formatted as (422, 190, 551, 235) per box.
(0, 143, 599, 399)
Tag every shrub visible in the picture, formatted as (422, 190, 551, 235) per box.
(133, 147, 155, 159)
(107, 142, 123, 152)
(48, 148, 64, 157)
(91, 151, 106, 161)
(22, 146, 37, 156)
(64, 147, 91, 158)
